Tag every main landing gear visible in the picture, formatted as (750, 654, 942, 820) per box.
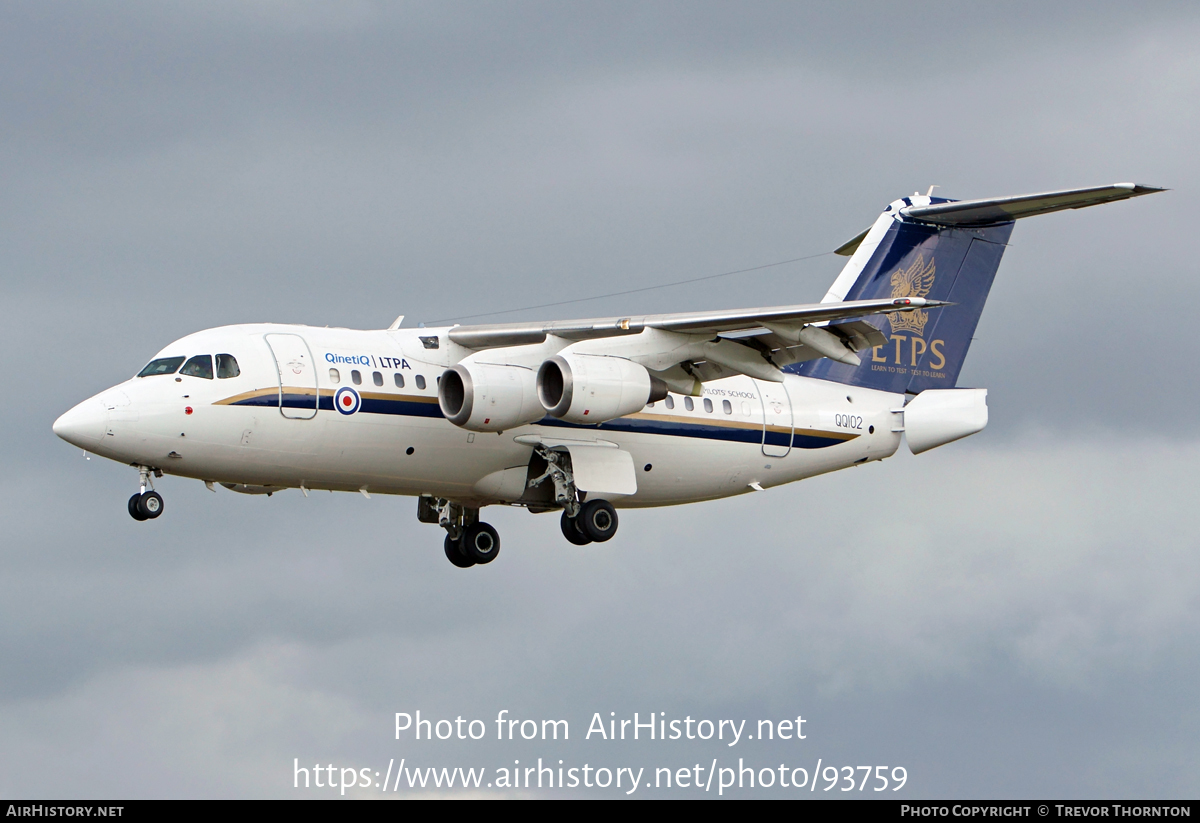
(421, 497, 500, 569)
(527, 444, 620, 547)
(128, 466, 165, 521)
(422, 443, 624, 567)
(560, 499, 618, 546)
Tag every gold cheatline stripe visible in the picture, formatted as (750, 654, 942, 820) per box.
(358, 390, 439, 403)
(212, 387, 280, 405)
(213, 387, 438, 405)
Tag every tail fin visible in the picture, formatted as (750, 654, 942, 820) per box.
(793, 183, 1163, 393)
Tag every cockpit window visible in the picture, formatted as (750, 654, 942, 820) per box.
(180, 355, 214, 379)
(216, 354, 240, 379)
(137, 356, 186, 377)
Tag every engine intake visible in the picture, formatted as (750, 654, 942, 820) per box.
(438, 363, 543, 432)
(537, 354, 667, 424)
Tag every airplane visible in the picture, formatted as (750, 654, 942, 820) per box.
(52, 183, 1162, 568)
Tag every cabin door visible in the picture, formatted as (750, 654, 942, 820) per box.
(755, 379, 793, 458)
(264, 333, 319, 420)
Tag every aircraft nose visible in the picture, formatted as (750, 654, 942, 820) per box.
(52, 397, 107, 448)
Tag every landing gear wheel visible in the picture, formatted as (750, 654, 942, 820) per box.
(128, 493, 149, 521)
(461, 522, 500, 564)
(560, 510, 592, 545)
(136, 490, 164, 519)
(578, 499, 618, 543)
(444, 534, 476, 568)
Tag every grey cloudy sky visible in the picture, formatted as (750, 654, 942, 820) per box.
(2, 1, 1198, 798)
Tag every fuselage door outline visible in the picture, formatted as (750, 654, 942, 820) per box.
(754, 378, 792, 458)
(264, 333, 319, 420)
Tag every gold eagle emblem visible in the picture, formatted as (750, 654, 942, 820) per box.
(887, 255, 936, 336)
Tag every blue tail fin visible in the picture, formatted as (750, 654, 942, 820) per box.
(794, 197, 1012, 393)
(793, 184, 1163, 393)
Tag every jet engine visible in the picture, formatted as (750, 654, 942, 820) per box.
(536, 354, 668, 425)
(438, 363, 544, 432)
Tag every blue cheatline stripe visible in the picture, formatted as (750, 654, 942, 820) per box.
(541, 414, 761, 445)
(547, 416, 845, 450)
(231, 393, 849, 450)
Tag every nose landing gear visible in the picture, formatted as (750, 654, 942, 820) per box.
(128, 466, 165, 521)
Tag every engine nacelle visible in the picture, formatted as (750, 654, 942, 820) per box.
(438, 362, 543, 432)
(537, 354, 667, 424)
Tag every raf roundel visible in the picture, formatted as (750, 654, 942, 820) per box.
(334, 387, 361, 415)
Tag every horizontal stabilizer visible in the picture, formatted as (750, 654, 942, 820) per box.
(900, 183, 1164, 227)
(834, 227, 871, 256)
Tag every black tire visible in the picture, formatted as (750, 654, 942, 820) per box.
(579, 499, 618, 543)
(444, 534, 475, 568)
(136, 491, 164, 519)
(560, 510, 592, 545)
(128, 493, 148, 521)
(461, 522, 500, 564)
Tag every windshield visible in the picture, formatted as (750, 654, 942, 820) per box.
(180, 355, 214, 379)
(137, 356, 186, 377)
(216, 353, 240, 379)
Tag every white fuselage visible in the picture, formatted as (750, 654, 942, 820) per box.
(54, 323, 904, 508)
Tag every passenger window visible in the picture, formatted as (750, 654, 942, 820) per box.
(665, 396, 675, 410)
(722, 399, 732, 415)
(180, 355, 214, 379)
(394, 373, 405, 388)
(215, 354, 240, 379)
(373, 371, 383, 387)
(684, 397, 694, 412)
(137, 356, 185, 377)
(351, 370, 362, 385)
(329, 368, 340, 384)
(415, 375, 427, 390)
(703, 398, 713, 413)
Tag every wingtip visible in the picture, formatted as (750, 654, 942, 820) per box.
(1122, 183, 1169, 194)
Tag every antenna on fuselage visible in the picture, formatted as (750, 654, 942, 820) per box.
(388, 315, 405, 330)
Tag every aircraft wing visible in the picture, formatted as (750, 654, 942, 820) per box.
(446, 296, 940, 350)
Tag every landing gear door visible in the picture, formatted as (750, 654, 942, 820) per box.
(560, 445, 637, 495)
(264, 333, 319, 420)
(754, 379, 793, 458)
